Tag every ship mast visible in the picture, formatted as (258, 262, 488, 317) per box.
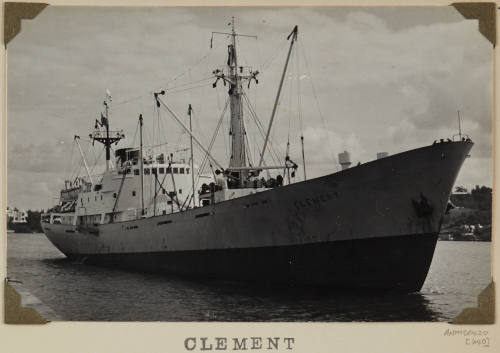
(227, 17, 246, 186)
(227, 16, 248, 187)
(139, 114, 145, 215)
(90, 91, 125, 172)
(188, 104, 196, 207)
(212, 18, 257, 188)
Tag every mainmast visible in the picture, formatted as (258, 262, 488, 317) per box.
(212, 18, 258, 188)
(211, 21, 301, 187)
(227, 17, 246, 186)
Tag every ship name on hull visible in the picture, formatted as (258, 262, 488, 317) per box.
(293, 191, 339, 210)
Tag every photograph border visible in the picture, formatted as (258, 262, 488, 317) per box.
(1, 0, 497, 352)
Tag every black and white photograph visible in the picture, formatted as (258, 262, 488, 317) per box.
(4, 5, 493, 324)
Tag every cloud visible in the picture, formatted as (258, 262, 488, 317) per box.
(302, 126, 364, 165)
(6, 6, 492, 209)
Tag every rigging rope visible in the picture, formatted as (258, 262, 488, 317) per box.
(162, 76, 215, 93)
(114, 76, 212, 122)
(286, 49, 294, 149)
(260, 39, 288, 72)
(164, 82, 214, 95)
(242, 92, 283, 165)
(181, 98, 229, 209)
(241, 113, 254, 166)
(65, 138, 76, 183)
(196, 99, 229, 178)
(163, 45, 221, 90)
(295, 41, 306, 180)
(130, 115, 140, 151)
(299, 40, 336, 164)
(89, 146, 105, 175)
(112, 166, 128, 214)
(114, 44, 219, 108)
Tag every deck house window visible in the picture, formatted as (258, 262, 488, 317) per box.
(159, 167, 165, 174)
(152, 168, 157, 175)
(144, 168, 150, 175)
(132, 191, 136, 196)
(134, 169, 139, 175)
(173, 168, 178, 174)
(186, 168, 190, 174)
(166, 167, 172, 174)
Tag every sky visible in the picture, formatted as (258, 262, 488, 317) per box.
(6, 6, 493, 210)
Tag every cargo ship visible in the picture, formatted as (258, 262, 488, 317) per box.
(41, 20, 473, 292)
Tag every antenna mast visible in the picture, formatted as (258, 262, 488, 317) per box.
(90, 91, 124, 172)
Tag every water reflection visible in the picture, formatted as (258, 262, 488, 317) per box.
(38, 257, 439, 321)
(166, 278, 440, 322)
(9, 234, 489, 322)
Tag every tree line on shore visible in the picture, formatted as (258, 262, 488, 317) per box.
(442, 185, 492, 241)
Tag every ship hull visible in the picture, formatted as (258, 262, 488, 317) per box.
(41, 141, 473, 291)
(74, 233, 437, 291)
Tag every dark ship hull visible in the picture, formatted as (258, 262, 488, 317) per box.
(42, 140, 472, 292)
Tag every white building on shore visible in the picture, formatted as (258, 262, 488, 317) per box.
(6, 207, 28, 224)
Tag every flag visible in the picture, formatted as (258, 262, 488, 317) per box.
(101, 113, 108, 127)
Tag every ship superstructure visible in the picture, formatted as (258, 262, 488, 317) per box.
(41, 20, 473, 292)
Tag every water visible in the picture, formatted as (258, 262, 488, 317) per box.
(7, 233, 491, 321)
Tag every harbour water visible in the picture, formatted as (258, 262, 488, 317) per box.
(7, 233, 491, 322)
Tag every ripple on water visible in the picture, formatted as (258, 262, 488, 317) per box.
(7, 234, 491, 321)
